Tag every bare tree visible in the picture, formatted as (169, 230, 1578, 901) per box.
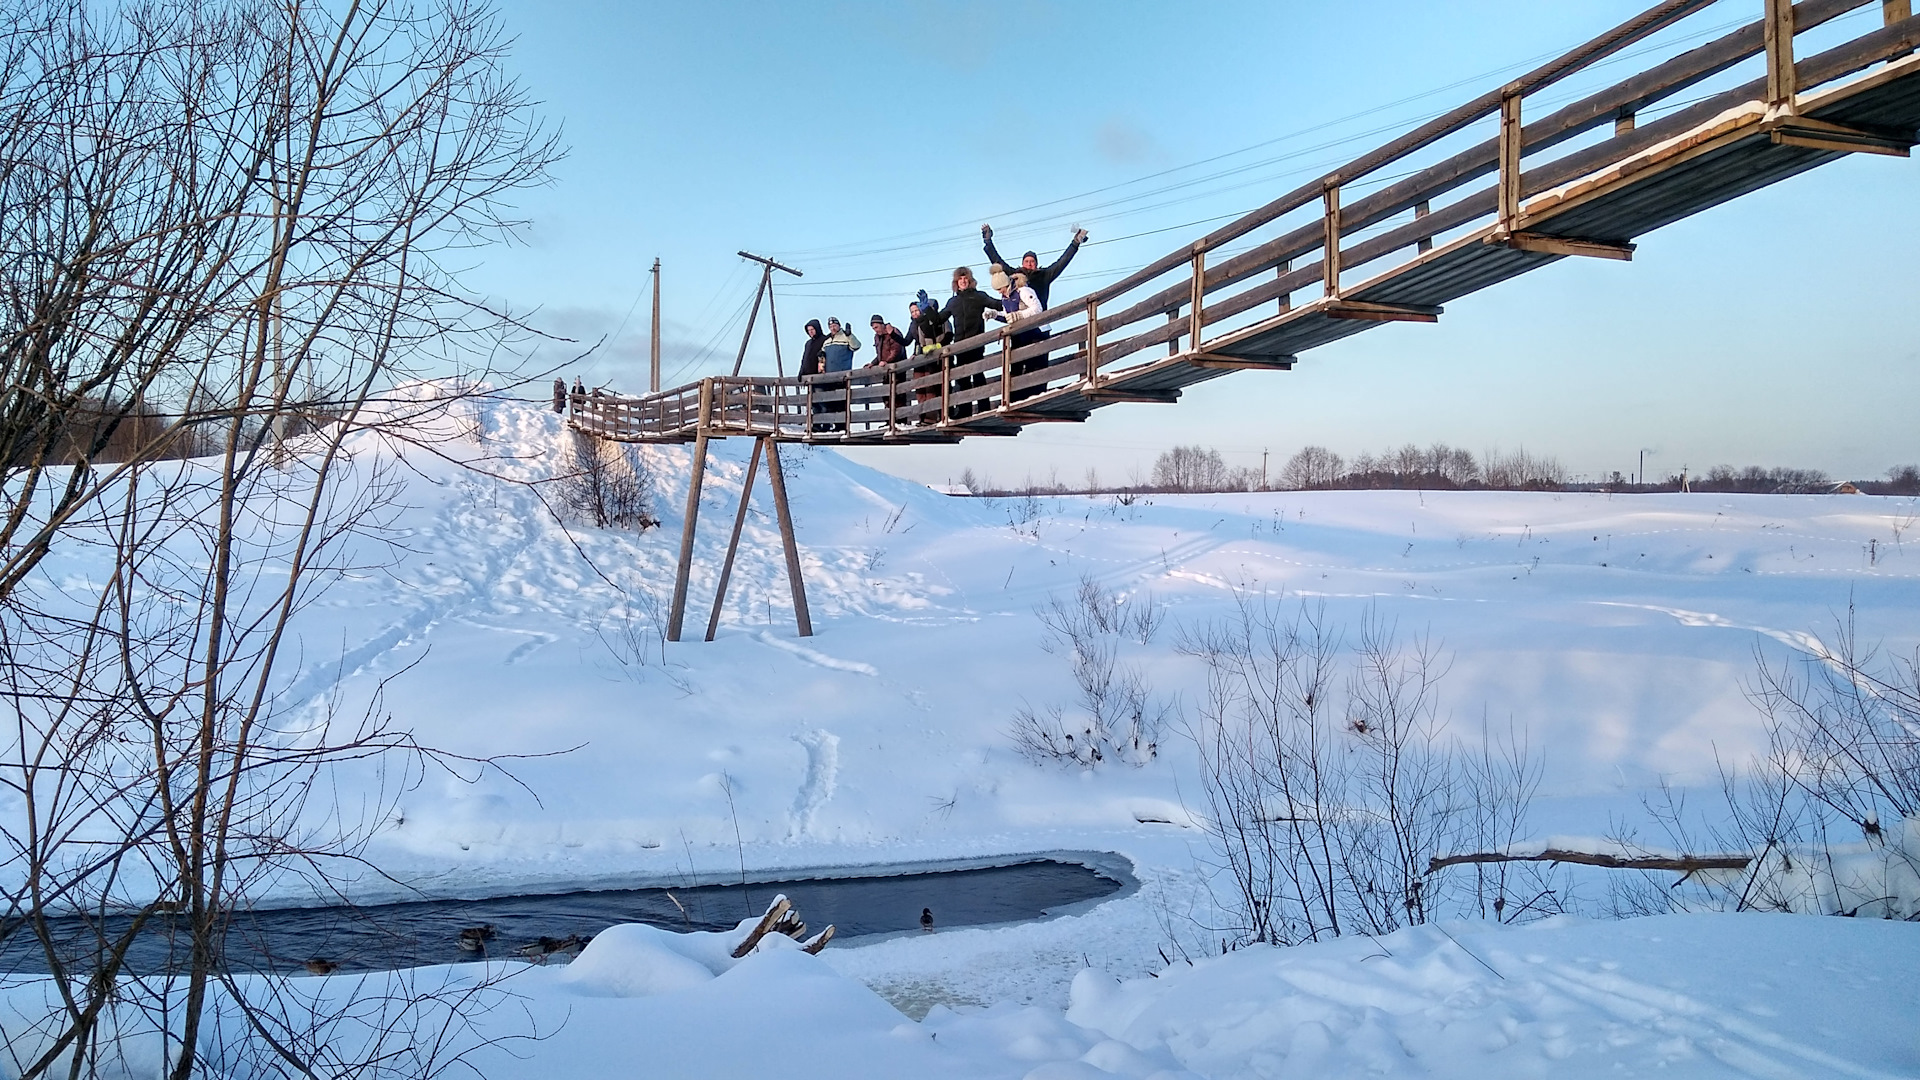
(1011, 577, 1164, 768)
(0, 0, 561, 1075)
(1280, 446, 1344, 491)
(557, 429, 656, 530)
(1150, 445, 1230, 492)
(1182, 595, 1497, 945)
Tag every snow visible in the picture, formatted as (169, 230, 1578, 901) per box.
(11, 386, 1919, 1077)
(1067, 913, 1920, 1079)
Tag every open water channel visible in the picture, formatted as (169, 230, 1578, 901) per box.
(3, 858, 1125, 976)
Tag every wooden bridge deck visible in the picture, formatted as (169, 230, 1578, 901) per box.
(574, 0, 1918, 449)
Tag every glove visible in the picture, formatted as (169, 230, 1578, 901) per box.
(981, 224, 993, 240)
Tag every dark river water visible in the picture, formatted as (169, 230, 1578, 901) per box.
(3, 859, 1123, 976)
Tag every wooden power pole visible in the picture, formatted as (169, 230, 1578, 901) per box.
(730, 251, 802, 378)
(649, 258, 661, 393)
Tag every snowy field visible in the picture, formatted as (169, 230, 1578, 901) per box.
(16, 388, 1917, 1078)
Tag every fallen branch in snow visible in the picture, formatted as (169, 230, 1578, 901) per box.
(731, 894, 837, 957)
(732, 896, 794, 958)
(1428, 849, 1751, 874)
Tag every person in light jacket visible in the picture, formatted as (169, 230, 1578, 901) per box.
(988, 269, 1046, 402)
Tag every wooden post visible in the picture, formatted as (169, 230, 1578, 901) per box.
(1277, 261, 1291, 313)
(704, 438, 763, 642)
(1084, 301, 1100, 387)
(1414, 201, 1432, 254)
(762, 438, 812, 637)
(1166, 310, 1178, 356)
(1498, 90, 1523, 231)
(1322, 183, 1342, 298)
(1000, 331, 1013, 407)
(649, 258, 661, 393)
(939, 349, 950, 423)
(1889, 0, 1913, 25)
(1189, 248, 1205, 351)
(666, 379, 715, 642)
(1614, 111, 1636, 136)
(1765, 0, 1796, 107)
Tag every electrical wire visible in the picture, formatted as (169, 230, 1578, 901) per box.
(778, 9, 1751, 270)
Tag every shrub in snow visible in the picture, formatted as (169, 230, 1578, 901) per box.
(1182, 594, 1552, 945)
(1626, 607, 1920, 920)
(557, 429, 657, 530)
(1011, 576, 1166, 768)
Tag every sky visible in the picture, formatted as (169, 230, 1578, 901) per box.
(468, 0, 1920, 489)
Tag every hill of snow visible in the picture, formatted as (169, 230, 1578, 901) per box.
(24, 388, 1910, 1078)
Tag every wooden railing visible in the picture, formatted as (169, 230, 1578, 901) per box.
(578, 0, 1917, 443)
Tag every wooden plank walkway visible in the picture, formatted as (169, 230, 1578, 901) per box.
(572, 1, 1918, 450)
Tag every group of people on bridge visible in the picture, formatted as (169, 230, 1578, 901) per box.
(796, 224, 1087, 423)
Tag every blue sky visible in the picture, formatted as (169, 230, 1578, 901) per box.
(471, 1, 1920, 487)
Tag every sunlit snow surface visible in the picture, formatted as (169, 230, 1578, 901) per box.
(13, 387, 1917, 1078)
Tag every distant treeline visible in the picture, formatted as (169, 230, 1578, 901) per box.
(956, 445, 1920, 497)
(2, 394, 350, 469)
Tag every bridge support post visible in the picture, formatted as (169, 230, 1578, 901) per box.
(1497, 90, 1523, 230)
(1765, 0, 1796, 107)
(762, 437, 812, 638)
(666, 379, 714, 642)
(1321, 183, 1342, 296)
(704, 437, 763, 642)
(1189, 248, 1206, 350)
(1083, 301, 1100, 388)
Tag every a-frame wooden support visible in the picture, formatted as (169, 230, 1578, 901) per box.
(669, 425, 812, 644)
(705, 438, 763, 641)
(762, 437, 812, 638)
(665, 380, 714, 642)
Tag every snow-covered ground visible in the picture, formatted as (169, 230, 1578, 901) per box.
(16, 388, 1918, 1077)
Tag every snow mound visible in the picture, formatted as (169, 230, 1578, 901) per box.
(1067, 913, 1920, 1079)
(559, 923, 719, 997)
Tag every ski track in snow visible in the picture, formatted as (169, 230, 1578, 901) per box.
(1527, 959, 1908, 1080)
(754, 631, 878, 676)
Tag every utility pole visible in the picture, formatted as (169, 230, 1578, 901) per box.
(649, 258, 661, 393)
(731, 251, 802, 378)
(1261, 449, 1269, 490)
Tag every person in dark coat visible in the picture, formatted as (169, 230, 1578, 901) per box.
(798, 318, 828, 431)
(797, 318, 826, 377)
(552, 378, 567, 412)
(937, 267, 1002, 419)
(981, 224, 1087, 309)
(907, 298, 948, 423)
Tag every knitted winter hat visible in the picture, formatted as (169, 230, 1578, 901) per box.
(988, 264, 1011, 293)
